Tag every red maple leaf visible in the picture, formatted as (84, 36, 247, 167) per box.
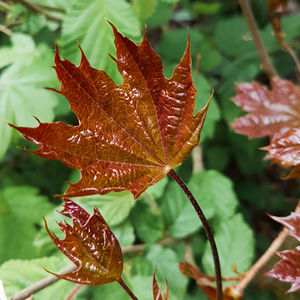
(231, 77, 300, 140)
(11, 23, 209, 199)
(44, 198, 123, 285)
(267, 212, 300, 293)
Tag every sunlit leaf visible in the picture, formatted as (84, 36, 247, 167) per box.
(12, 23, 209, 199)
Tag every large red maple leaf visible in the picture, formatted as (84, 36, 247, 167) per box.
(11, 23, 209, 199)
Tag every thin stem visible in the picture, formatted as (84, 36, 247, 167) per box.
(229, 201, 300, 296)
(238, 0, 277, 79)
(117, 278, 138, 300)
(168, 169, 223, 300)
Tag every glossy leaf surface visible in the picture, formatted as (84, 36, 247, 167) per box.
(152, 269, 169, 300)
(12, 23, 209, 199)
(263, 128, 300, 177)
(232, 77, 300, 140)
(45, 199, 123, 285)
(268, 212, 300, 292)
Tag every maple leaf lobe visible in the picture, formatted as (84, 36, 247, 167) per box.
(44, 199, 123, 285)
(11, 23, 209, 199)
(232, 77, 300, 140)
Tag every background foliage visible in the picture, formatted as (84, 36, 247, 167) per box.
(0, 0, 299, 299)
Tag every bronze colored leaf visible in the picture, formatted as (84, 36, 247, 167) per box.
(11, 22, 209, 199)
(44, 198, 123, 285)
(152, 268, 169, 300)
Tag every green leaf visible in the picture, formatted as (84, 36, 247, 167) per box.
(158, 29, 203, 62)
(131, 276, 154, 300)
(202, 214, 255, 277)
(60, 0, 141, 83)
(111, 220, 135, 247)
(0, 256, 74, 299)
(145, 0, 173, 28)
(0, 39, 58, 159)
(161, 0, 179, 3)
(88, 281, 128, 300)
(75, 191, 135, 226)
(0, 186, 54, 263)
(0, 34, 35, 68)
(198, 43, 222, 72)
(214, 16, 256, 57)
(162, 180, 201, 238)
(193, 73, 220, 141)
(145, 245, 188, 299)
(141, 177, 168, 201)
(130, 199, 164, 243)
(133, 0, 157, 19)
(205, 146, 230, 171)
(188, 170, 238, 222)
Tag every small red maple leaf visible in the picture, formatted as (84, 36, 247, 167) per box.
(44, 198, 123, 285)
(267, 212, 300, 293)
(11, 22, 209, 199)
(152, 268, 169, 300)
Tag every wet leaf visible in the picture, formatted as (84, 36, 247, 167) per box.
(12, 23, 209, 199)
(45, 199, 123, 285)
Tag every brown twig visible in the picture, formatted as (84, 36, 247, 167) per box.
(238, 0, 277, 78)
(8, 237, 185, 300)
(229, 201, 300, 297)
(0, 25, 13, 35)
(0, 0, 11, 10)
(12, 0, 63, 22)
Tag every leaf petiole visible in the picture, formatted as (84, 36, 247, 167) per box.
(118, 278, 139, 300)
(168, 169, 223, 300)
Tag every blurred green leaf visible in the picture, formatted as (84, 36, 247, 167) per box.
(74, 191, 135, 226)
(60, 0, 141, 84)
(192, 1, 221, 15)
(0, 255, 74, 299)
(214, 16, 255, 57)
(145, 0, 173, 28)
(188, 170, 238, 222)
(198, 43, 222, 72)
(205, 146, 230, 171)
(193, 73, 220, 141)
(145, 244, 188, 299)
(0, 186, 54, 263)
(133, 0, 157, 19)
(158, 29, 203, 62)
(202, 213, 255, 277)
(111, 220, 135, 247)
(0, 36, 58, 159)
(162, 180, 201, 238)
(130, 199, 164, 243)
